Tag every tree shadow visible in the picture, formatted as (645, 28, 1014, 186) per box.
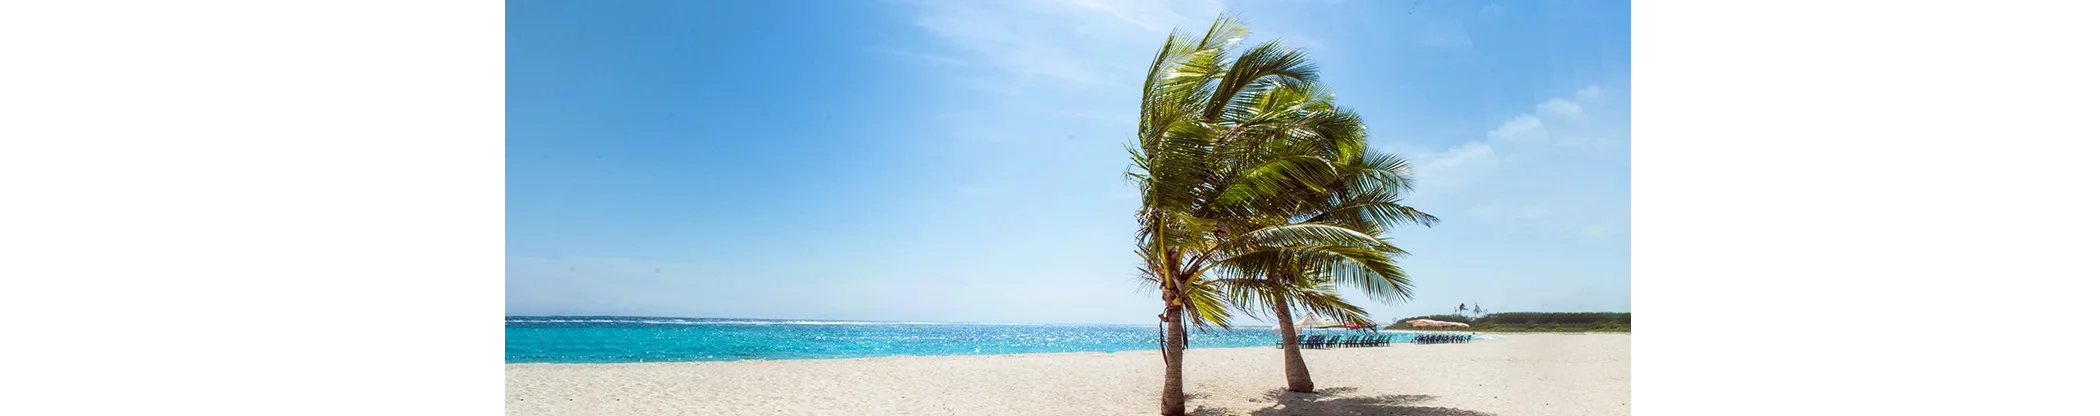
(1264, 387, 1361, 400)
(1192, 387, 1496, 416)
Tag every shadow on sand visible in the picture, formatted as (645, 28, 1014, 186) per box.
(1191, 387, 1495, 416)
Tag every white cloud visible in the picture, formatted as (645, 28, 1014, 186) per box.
(898, 0, 1227, 97)
(1488, 115, 1545, 143)
(1409, 141, 1500, 191)
(1536, 99, 1584, 121)
(894, 0, 1231, 149)
(1489, 85, 1621, 150)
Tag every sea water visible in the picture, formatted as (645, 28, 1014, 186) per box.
(506, 316, 1340, 363)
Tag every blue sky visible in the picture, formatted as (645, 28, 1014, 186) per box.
(506, 0, 1630, 325)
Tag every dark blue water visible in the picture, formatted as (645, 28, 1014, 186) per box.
(506, 316, 1319, 363)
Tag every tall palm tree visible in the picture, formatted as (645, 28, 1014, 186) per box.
(1129, 14, 1417, 415)
(1216, 147, 1438, 393)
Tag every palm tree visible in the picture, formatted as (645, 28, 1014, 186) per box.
(1128, 14, 1422, 415)
(1215, 147, 1437, 392)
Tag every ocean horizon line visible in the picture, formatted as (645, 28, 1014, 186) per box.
(504, 315, 1169, 328)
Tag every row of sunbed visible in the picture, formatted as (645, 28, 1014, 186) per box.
(1276, 333, 1396, 349)
(1275, 332, 1479, 348)
(1413, 333, 1474, 344)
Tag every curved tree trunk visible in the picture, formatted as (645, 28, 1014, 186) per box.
(1160, 304, 1188, 416)
(1272, 298, 1315, 392)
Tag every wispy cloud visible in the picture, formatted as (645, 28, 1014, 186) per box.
(1393, 83, 1626, 239)
(897, 0, 1227, 96)
(1488, 86, 1620, 150)
(1488, 115, 1545, 143)
(1536, 99, 1585, 121)
(891, 0, 1237, 143)
(1406, 141, 1501, 193)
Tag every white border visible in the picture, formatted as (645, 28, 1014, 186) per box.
(6, 1, 2100, 414)
(1, 1, 501, 414)
(1638, 0, 2100, 414)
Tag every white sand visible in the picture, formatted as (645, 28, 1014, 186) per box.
(506, 333, 1629, 415)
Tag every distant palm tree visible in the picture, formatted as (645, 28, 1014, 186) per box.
(1127, 14, 1422, 415)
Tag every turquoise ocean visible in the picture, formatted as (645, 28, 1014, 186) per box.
(506, 316, 1389, 363)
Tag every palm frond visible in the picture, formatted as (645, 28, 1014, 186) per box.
(1202, 40, 1319, 122)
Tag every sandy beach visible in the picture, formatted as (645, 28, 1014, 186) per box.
(506, 333, 1628, 415)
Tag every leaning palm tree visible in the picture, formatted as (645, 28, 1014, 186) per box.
(1129, 14, 1416, 415)
(1215, 147, 1438, 393)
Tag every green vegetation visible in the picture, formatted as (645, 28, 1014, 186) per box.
(1386, 312, 1633, 332)
(1128, 14, 1431, 415)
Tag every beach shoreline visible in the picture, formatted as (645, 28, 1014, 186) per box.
(506, 334, 1367, 365)
(507, 333, 1629, 415)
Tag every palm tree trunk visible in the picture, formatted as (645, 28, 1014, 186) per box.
(1160, 304, 1187, 416)
(1272, 298, 1315, 392)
